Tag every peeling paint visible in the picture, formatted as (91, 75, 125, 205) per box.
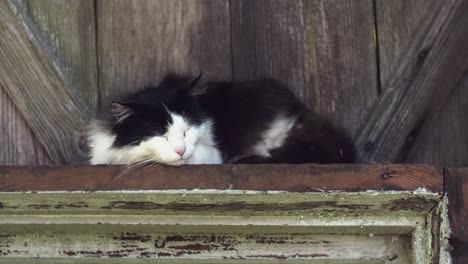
(0, 189, 445, 262)
(383, 196, 436, 211)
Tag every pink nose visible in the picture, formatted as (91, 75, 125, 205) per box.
(175, 148, 185, 157)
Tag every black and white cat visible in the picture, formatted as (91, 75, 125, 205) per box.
(88, 73, 355, 165)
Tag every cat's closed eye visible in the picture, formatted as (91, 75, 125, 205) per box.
(184, 127, 192, 137)
(88, 73, 354, 166)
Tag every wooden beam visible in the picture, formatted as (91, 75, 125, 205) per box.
(356, 0, 468, 162)
(445, 168, 468, 264)
(26, 0, 98, 114)
(0, 85, 50, 165)
(376, 0, 468, 166)
(0, 164, 443, 192)
(407, 72, 468, 165)
(0, 1, 90, 163)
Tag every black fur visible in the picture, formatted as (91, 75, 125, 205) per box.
(101, 73, 356, 163)
(101, 73, 208, 147)
(198, 78, 355, 163)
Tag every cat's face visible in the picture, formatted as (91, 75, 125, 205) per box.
(108, 74, 207, 166)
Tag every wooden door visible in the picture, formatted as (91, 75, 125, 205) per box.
(1, 0, 468, 166)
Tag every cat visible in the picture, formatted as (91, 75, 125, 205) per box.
(88, 73, 355, 166)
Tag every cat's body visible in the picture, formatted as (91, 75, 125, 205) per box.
(88, 73, 355, 165)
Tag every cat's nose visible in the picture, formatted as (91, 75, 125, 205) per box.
(175, 147, 185, 157)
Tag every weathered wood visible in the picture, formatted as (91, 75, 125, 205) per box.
(0, 0, 96, 165)
(375, 0, 445, 91)
(0, 1, 90, 163)
(0, 164, 443, 192)
(230, 0, 378, 138)
(25, 0, 98, 115)
(0, 86, 51, 165)
(230, 0, 308, 97)
(0, 259, 388, 264)
(376, 0, 468, 166)
(0, 189, 442, 262)
(97, 0, 231, 106)
(0, 164, 446, 262)
(0, 191, 440, 217)
(445, 168, 468, 264)
(0, 224, 413, 262)
(357, 0, 468, 162)
(407, 73, 468, 165)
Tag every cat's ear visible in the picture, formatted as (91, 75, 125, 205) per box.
(111, 102, 133, 123)
(187, 72, 207, 96)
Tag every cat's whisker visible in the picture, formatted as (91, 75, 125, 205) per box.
(111, 158, 161, 184)
(112, 166, 140, 184)
(88, 73, 355, 168)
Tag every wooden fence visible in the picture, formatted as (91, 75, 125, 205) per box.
(1, 0, 468, 165)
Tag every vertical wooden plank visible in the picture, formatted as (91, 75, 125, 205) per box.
(230, 0, 309, 97)
(25, 0, 98, 115)
(446, 168, 468, 264)
(230, 0, 378, 138)
(98, 0, 232, 105)
(0, 87, 51, 165)
(306, 0, 378, 137)
(376, 0, 445, 90)
(376, 0, 468, 165)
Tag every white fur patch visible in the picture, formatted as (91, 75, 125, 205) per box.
(88, 113, 222, 166)
(253, 115, 297, 157)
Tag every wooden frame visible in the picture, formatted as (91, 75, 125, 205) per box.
(0, 164, 453, 263)
(1, 0, 468, 261)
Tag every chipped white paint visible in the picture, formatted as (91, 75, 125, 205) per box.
(0, 214, 423, 227)
(0, 190, 446, 263)
(439, 195, 453, 264)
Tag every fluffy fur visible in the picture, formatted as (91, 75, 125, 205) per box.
(88, 73, 355, 166)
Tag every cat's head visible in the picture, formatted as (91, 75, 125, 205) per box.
(107, 73, 208, 166)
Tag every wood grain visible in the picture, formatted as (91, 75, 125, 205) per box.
(375, 0, 445, 91)
(407, 73, 468, 165)
(0, 86, 51, 165)
(230, 0, 309, 97)
(230, 0, 378, 138)
(0, 1, 90, 163)
(445, 168, 468, 264)
(26, 0, 98, 115)
(356, 0, 468, 162)
(0, 164, 443, 192)
(376, 0, 468, 166)
(97, 0, 231, 106)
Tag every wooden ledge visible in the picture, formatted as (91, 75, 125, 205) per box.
(0, 164, 448, 262)
(0, 164, 443, 192)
